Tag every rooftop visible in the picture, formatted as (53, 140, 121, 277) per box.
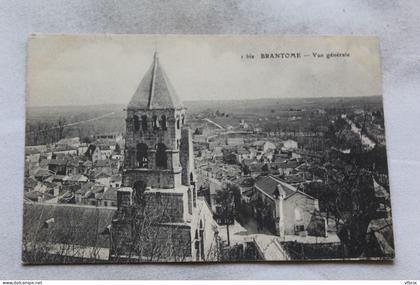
(23, 202, 115, 250)
(127, 52, 184, 110)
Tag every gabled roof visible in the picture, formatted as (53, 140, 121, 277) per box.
(76, 181, 95, 195)
(110, 174, 122, 182)
(254, 175, 315, 202)
(255, 175, 296, 198)
(95, 159, 110, 168)
(127, 52, 184, 110)
(99, 187, 118, 201)
(48, 159, 67, 166)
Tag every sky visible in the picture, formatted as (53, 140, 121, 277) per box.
(27, 35, 382, 107)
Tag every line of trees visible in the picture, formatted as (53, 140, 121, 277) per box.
(26, 117, 67, 146)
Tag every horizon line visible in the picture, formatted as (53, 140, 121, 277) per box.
(27, 94, 382, 109)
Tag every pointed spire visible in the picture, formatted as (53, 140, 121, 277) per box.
(147, 51, 158, 109)
(128, 53, 184, 110)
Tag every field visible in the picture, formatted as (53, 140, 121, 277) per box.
(25, 96, 384, 146)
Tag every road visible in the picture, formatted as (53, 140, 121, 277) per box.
(27, 112, 116, 134)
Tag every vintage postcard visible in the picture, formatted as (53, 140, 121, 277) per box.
(23, 35, 393, 264)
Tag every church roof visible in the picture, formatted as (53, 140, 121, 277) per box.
(128, 53, 184, 110)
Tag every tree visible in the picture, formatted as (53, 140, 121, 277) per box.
(241, 163, 250, 175)
(114, 143, 121, 154)
(319, 162, 377, 257)
(57, 117, 67, 141)
(214, 185, 237, 246)
(261, 163, 269, 175)
(81, 136, 92, 144)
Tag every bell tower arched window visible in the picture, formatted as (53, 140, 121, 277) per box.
(161, 115, 167, 130)
(152, 115, 159, 130)
(181, 114, 185, 125)
(133, 115, 140, 132)
(176, 116, 180, 129)
(141, 115, 148, 131)
(156, 143, 167, 169)
(136, 143, 148, 168)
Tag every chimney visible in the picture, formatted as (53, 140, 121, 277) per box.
(117, 187, 133, 210)
(274, 184, 286, 239)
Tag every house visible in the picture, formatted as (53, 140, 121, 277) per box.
(57, 191, 75, 204)
(85, 144, 101, 162)
(109, 174, 122, 188)
(24, 190, 54, 203)
(252, 140, 276, 153)
(25, 149, 41, 163)
(284, 173, 307, 186)
(75, 182, 95, 204)
(273, 152, 290, 162)
(52, 146, 78, 156)
(95, 168, 113, 186)
(82, 160, 93, 173)
(66, 158, 80, 176)
(274, 160, 300, 176)
(64, 174, 89, 184)
(253, 175, 325, 238)
(229, 176, 254, 202)
(99, 145, 113, 160)
(56, 137, 80, 149)
(24, 177, 39, 192)
(81, 184, 106, 206)
(34, 168, 53, 181)
(111, 153, 123, 160)
(95, 159, 111, 170)
(236, 148, 252, 163)
(282, 139, 298, 151)
(48, 159, 68, 175)
(227, 137, 244, 147)
(97, 187, 118, 207)
(242, 159, 266, 177)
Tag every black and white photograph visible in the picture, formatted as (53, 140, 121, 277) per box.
(22, 35, 393, 264)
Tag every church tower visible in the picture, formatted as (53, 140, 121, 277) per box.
(111, 53, 204, 262)
(123, 52, 188, 189)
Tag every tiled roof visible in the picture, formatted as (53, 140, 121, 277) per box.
(127, 53, 184, 110)
(24, 191, 54, 202)
(95, 160, 110, 168)
(48, 159, 67, 166)
(23, 202, 115, 249)
(34, 168, 52, 178)
(273, 161, 300, 169)
(110, 174, 122, 182)
(95, 168, 113, 178)
(100, 187, 118, 201)
(76, 181, 95, 195)
(24, 177, 38, 189)
(255, 176, 296, 199)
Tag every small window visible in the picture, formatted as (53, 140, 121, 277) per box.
(136, 143, 148, 168)
(152, 115, 159, 130)
(294, 207, 303, 222)
(156, 143, 167, 168)
(161, 115, 167, 130)
(133, 115, 140, 131)
(295, 224, 305, 234)
(181, 114, 185, 125)
(141, 115, 148, 131)
(176, 116, 180, 129)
